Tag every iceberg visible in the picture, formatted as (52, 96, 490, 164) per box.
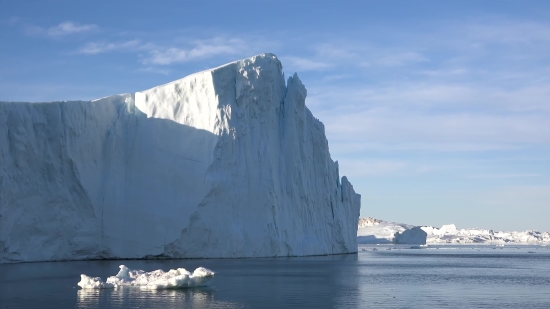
(393, 227, 427, 245)
(357, 217, 426, 244)
(358, 218, 550, 245)
(421, 225, 550, 244)
(78, 265, 214, 289)
(0, 53, 361, 263)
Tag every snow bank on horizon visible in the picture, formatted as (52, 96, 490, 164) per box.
(421, 224, 550, 244)
(78, 265, 215, 289)
(357, 218, 550, 245)
(357, 218, 426, 244)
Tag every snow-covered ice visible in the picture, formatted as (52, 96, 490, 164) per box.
(78, 265, 214, 289)
(421, 224, 550, 244)
(77, 275, 115, 289)
(357, 217, 426, 244)
(0, 53, 361, 263)
(358, 218, 550, 245)
(393, 227, 427, 245)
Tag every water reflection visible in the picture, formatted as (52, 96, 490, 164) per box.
(3, 248, 548, 308)
(77, 286, 242, 308)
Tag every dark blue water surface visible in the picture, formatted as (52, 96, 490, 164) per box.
(1, 245, 549, 308)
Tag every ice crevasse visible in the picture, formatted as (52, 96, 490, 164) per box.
(0, 53, 361, 263)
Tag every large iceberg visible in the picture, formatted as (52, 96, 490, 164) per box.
(0, 53, 361, 263)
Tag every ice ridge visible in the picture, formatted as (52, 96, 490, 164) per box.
(0, 53, 361, 263)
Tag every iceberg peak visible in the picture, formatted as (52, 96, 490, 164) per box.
(0, 54, 361, 263)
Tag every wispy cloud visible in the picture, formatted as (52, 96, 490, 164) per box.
(373, 52, 429, 67)
(318, 107, 550, 152)
(466, 20, 550, 44)
(142, 38, 245, 65)
(467, 173, 540, 179)
(4, 16, 20, 26)
(27, 21, 98, 37)
(136, 66, 171, 75)
(282, 56, 332, 71)
(420, 68, 468, 77)
(338, 159, 407, 177)
(77, 40, 142, 54)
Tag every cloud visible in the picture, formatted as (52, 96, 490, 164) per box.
(466, 20, 550, 44)
(77, 40, 141, 54)
(374, 52, 429, 67)
(420, 68, 468, 77)
(307, 79, 550, 114)
(467, 173, 540, 179)
(27, 21, 98, 37)
(4, 16, 20, 26)
(337, 159, 407, 177)
(321, 74, 353, 82)
(142, 38, 245, 65)
(326, 109, 550, 145)
(282, 56, 332, 71)
(314, 44, 357, 59)
(136, 67, 171, 75)
(315, 106, 550, 153)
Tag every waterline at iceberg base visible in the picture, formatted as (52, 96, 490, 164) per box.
(0, 54, 361, 263)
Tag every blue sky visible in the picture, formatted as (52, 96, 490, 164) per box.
(1, 1, 549, 231)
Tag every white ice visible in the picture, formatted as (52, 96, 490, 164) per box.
(0, 53, 360, 263)
(421, 224, 550, 244)
(77, 265, 215, 289)
(357, 217, 426, 244)
(357, 217, 550, 245)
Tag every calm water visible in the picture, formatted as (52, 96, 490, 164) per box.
(0, 245, 549, 308)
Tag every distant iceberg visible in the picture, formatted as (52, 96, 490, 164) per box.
(393, 227, 427, 245)
(421, 224, 550, 244)
(357, 217, 427, 245)
(358, 217, 550, 245)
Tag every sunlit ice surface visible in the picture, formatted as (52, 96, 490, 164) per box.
(77, 265, 214, 289)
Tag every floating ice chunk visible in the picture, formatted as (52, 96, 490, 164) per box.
(79, 265, 215, 289)
(77, 275, 115, 289)
(393, 227, 427, 245)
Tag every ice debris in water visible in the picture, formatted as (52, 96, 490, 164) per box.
(77, 265, 215, 289)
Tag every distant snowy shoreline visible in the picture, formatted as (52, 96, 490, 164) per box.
(358, 217, 550, 245)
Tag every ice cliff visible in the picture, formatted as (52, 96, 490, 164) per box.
(0, 53, 361, 263)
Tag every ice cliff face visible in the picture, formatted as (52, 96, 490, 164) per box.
(0, 54, 361, 263)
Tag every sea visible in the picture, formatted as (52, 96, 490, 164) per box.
(0, 245, 548, 308)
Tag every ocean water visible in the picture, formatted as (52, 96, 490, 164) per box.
(0, 245, 548, 308)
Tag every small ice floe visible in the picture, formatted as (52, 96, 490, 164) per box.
(77, 275, 115, 289)
(528, 251, 536, 254)
(77, 265, 215, 290)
